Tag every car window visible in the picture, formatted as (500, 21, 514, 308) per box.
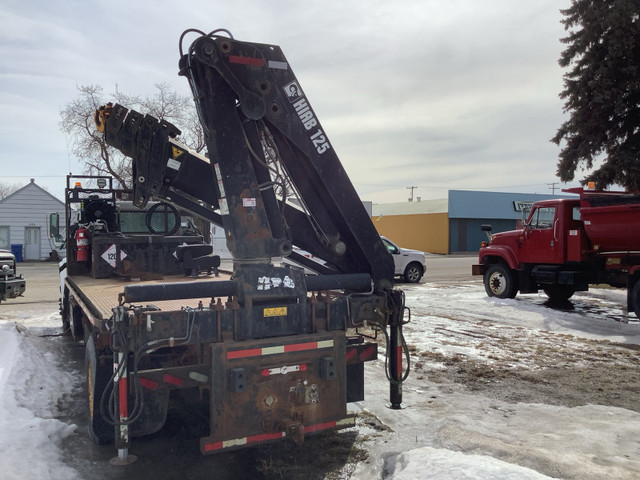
(382, 238, 399, 254)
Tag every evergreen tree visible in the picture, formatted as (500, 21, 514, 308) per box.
(552, 0, 640, 190)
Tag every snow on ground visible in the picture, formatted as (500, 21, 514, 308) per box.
(351, 281, 640, 479)
(1, 279, 640, 479)
(0, 317, 80, 480)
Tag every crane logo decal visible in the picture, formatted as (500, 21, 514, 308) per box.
(283, 80, 302, 102)
(284, 86, 331, 155)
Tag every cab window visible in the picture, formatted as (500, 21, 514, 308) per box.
(529, 207, 555, 229)
(572, 206, 582, 221)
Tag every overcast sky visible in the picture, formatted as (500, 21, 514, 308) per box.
(1, 0, 576, 203)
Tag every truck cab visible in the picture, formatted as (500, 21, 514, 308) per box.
(474, 186, 640, 317)
(473, 197, 587, 301)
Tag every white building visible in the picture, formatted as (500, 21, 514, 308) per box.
(0, 179, 66, 261)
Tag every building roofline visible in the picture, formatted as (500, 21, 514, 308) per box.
(0, 179, 65, 208)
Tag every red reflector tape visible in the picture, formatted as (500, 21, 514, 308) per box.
(202, 418, 353, 452)
(204, 441, 223, 452)
(228, 348, 262, 360)
(359, 345, 376, 361)
(229, 55, 264, 67)
(304, 421, 337, 434)
(139, 377, 159, 390)
(203, 431, 285, 452)
(162, 374, 183, 386)
(118, 377, 127, 418)
(284, 341, 317, 353)
(247, 431, 285, 443)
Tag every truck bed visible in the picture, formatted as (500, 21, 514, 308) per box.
(66, 272, 232, 322)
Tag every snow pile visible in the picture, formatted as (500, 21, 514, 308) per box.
(0, 322, 79, 480)
(390, 446, 553, 479)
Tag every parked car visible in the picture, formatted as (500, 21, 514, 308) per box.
(0, 249, 26, 302)
(381, 236, 427, 283)
(284, 237, 426, 283)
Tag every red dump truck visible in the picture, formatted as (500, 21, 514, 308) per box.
(472, 186, 640, 317)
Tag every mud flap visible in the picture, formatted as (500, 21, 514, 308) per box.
(86, 336, 170, 444)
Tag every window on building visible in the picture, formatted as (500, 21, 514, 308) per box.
(0, 226, 8, 250)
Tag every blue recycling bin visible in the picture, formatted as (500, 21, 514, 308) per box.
(10, 244, 23, 262)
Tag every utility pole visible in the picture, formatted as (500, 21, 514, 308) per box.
(407, 186, 417, 202)
(547, 182, 559, 194)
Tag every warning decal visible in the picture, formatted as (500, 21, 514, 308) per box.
(264, 307, 287, 317)
(171, 146, 184, 158)
(101, 244, 127, 268)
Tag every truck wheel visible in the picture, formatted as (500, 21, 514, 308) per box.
(543, 285, 575, 302)
(86, 335, 114, 444)
(631, 280, 640, 319)
(484, 264, 518, 299)
(69, 302, 84, 341)
(403, 262, 424, 283)
(61, 289, 70, 333)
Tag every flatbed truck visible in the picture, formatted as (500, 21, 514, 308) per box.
(57, 28, 409, 462)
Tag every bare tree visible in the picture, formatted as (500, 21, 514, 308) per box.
(0, 182, 22, 199)
(59, 83, 205, 190)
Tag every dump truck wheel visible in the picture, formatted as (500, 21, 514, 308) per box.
(484, 264, 518, 299)
(86, 335, 113, 444)
(631, 280, 640, 319)
(543, 285, 575, 302)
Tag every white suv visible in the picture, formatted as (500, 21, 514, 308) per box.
(381, 236, 427, 283)
(285, 237, 426, 283)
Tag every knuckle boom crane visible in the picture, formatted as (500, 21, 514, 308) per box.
(87, 28, 409, 459)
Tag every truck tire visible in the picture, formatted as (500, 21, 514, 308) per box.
(403, 262, 424, 283)
(61, 289, 70, 333)
(70, 302, 84, 342)
(86, 335, 114, 444)
(631, 280, 640, 319)
(543, 285, 575, 302)
(484, 264, 518, 299)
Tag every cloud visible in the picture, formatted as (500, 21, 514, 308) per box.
(0, 0, 575, 203)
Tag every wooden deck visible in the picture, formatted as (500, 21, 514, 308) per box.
(67, 272, 232, 321)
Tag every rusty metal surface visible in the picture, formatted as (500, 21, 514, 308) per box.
(70, 272, 232, 320)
